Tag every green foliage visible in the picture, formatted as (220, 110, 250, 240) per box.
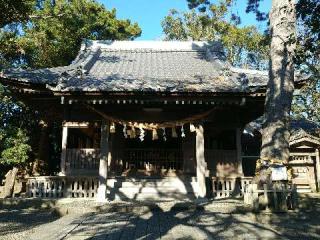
(0, 0, 141, 69)
(0, 84, 37, 166)
(162, 1, 269, 69)
(292, 0, 320, 121)
(292, 79, 320, 122)
(0, 0, 36, 28)
(0, 129, 31, 165)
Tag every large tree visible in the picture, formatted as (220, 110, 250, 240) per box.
(185, 0, 297, 179)
(259, 0, 296, 165)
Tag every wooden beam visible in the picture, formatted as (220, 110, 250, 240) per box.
(62, 121, 90, 128)
(97, 121, 110, 201)
(290, 152, 317, 157)
(315, 149, 320, 191)
(59, 126, 68, 176)
(196, 124, 207, 198)
(236, 128, 243, 176)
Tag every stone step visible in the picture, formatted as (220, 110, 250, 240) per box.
(296, 185, 312, 193)
(110, 185, 198, 194)
(108, 176, 197, 182)
(108, 180, 198, 189)
(106, 178, 199, 200)
(110, 191, 198, 201)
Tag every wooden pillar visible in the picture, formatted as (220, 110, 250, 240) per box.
(59, 126, 68, 176)
(183, 133, 196, 174)
(97, 121, 110, 201)
(196, 124, 206, 198)
(33, 120, 50, 176)
(236, 128, 243, 176)
(315, 149, 320, 191)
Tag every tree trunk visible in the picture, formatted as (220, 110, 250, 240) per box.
(258, 0, 296, 179)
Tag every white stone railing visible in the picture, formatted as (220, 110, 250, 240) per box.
(27, 176, 99, 198)
(212, 177, 253, 199)
(27, 175, 254, 199)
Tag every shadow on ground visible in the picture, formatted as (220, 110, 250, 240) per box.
(53, 194, 320, 239)
(1, 193, 320, 240)
(0, 199, 60, 237)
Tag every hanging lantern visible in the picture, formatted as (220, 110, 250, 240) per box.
(110, 122, 116, 133)
(189, 123, 196, 133)
(123, 124, 128, 138)
(172, 127, 177, 138)
(152, 129, 158, 140)
(162, 127, 167, 141)
(181, 124, 186, 138)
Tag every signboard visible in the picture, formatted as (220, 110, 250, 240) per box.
(271, 165, 288, 181)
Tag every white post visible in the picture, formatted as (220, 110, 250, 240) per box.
(196, 124, 207, 198)
(59, 126, 68, 176)
(236, 128, 243, 176)
(315, 149, 320, 191)
(97, 121, 109, 201)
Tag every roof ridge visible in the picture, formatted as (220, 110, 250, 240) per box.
(81, 39, 224, 52)
(98, 49, 207, 52)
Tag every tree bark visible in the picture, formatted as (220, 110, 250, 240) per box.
(260, 0, 296, 164)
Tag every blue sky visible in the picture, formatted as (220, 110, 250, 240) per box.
(100, 0, 271, 40)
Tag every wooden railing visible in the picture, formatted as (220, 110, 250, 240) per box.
(65, 148, 183, 172)
(123, 148, 183, 170)
(27, 176, 99, 198)
(243, 183, 298, 211)
(66, 148, 100, 171)
(205, 150, 238, 176)
(212, 177, 253, 199)
(205, 150, 237, 162)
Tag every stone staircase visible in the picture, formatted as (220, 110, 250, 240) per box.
(296, 184, 312, 193)
(107, 177, 199, 201)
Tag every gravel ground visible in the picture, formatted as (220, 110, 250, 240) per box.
(0, 194, 319, 240)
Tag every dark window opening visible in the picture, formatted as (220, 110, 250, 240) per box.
(67, 128, 100, 148)
(205, 130, 236, 150)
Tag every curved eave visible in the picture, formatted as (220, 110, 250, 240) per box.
(289, 137, 320, 147)
(1, 73, 306, 98)
(50, 89, 267, 98)
(0, 77, 53, 95)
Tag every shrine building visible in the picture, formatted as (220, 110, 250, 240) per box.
(0, 40, 319, 200)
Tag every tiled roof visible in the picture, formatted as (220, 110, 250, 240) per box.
(1, 40, 271, 93)
(244, 117, 320, 144)
(290, 119, 320, 143)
